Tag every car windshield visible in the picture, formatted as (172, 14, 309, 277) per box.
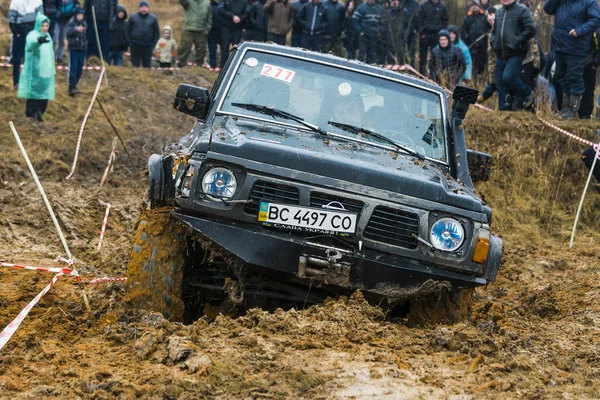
(219, 50, 447, 162)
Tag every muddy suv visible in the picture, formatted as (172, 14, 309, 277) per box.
(127, 42, 502, 323)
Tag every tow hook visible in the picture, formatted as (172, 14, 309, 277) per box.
(326, 249, 343, 264)
(297, 248, 352, 283)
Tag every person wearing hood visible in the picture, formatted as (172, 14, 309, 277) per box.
(448, 24, 472, 81)
(155, 26, 178, 67)
(179, 0, 212, 68)
(429, 29, 466, 86)
(66, 8, 87, 96)
(460, 1, 491, 77)
(127, 1, 160, 68)
(18, 12, 55, 121)
(9, 0, 43, 91)
(544, 0, 600, 118)
(108, 5, 128, 66)
(415, 0, 448, 75)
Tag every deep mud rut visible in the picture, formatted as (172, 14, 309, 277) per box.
(1, 70, 600, 399)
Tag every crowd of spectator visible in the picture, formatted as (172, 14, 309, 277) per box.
(6, 0, 600, 120)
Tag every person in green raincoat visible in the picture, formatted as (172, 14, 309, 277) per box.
(18, 12, 55, 122)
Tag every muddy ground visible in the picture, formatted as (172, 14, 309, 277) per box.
(2, 43, 600, 399)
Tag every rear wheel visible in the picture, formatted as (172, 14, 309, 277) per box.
(125, 207, 187, 321)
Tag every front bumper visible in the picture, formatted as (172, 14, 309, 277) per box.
(174, 212, 502, 297)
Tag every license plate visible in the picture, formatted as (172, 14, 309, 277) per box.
(258, 202, 357, 234)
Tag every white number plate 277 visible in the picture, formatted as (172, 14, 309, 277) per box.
(260, 64, 295, 83)
(258, 202, 357, 234)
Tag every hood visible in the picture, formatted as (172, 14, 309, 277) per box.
(164, 25, 172, 34)
(117, 5, 128, 19)
(447, 25, 460, 40)
(34, 12, 50, 32)
(437, 29, 450, 41)
(198, 117, 485, 214)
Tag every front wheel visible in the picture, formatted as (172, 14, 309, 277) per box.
(125, 207, 187, 321)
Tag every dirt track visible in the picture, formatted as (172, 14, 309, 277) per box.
(2, 61, 600, 399)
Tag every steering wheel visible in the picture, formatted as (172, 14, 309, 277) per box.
(376, 129, 417, 147)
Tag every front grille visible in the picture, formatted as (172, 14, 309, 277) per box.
(363, 206, 419, 249)
(244, 181, 300, 215)
(310, 192, 364, 215)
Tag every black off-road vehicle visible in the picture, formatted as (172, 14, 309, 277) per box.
(127, 42, 502, 323)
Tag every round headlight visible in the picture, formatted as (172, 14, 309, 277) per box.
(430, 218, 464, 252)
(201, 168, 237, 200)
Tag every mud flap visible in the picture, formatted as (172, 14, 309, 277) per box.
(125, 207, 187, 321)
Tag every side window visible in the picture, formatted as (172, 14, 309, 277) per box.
(210, 49, 237, 104)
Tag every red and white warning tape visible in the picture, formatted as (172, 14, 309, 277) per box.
(0, 60, 214, 71)
(0, 272, 64, 350)
(1, 261, 78, 276)
(0, 258, 126, 351)
(537, 116, 596, 147)
(99, 137, 118, 188)
(0, 62, 104, 71)
(97, 203, 111, 251)
(83, 277, 127, 285)
(54, 256, 75, 266)
(65, 68, 105, 180)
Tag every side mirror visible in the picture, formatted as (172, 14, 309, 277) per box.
(173, 84, 210, 119)
(467, 149, 493, 183)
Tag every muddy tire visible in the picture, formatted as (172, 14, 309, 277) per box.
(406, 285, 474, 327)
(125, 207, 187, 321)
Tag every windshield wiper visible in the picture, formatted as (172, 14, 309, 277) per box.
(231, 102, 327, 136)
(328, 121, 425, 160)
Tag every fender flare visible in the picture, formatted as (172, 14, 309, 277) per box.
(484, 235, 503, 282)
(148, 154, 175, 206)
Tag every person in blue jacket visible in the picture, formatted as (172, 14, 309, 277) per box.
(544, 0, 600, 119)
(448, 24, 472, 82)
(322, 0, 346, 56)
(352, 0, 383, 64)
(296, 0, 328, 51)
(66, 8, 87, 96)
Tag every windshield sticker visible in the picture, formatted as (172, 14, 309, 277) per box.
(338, 82, 352, 96)
(260, 64, 295, 83)
(245, 57, 258, 67)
